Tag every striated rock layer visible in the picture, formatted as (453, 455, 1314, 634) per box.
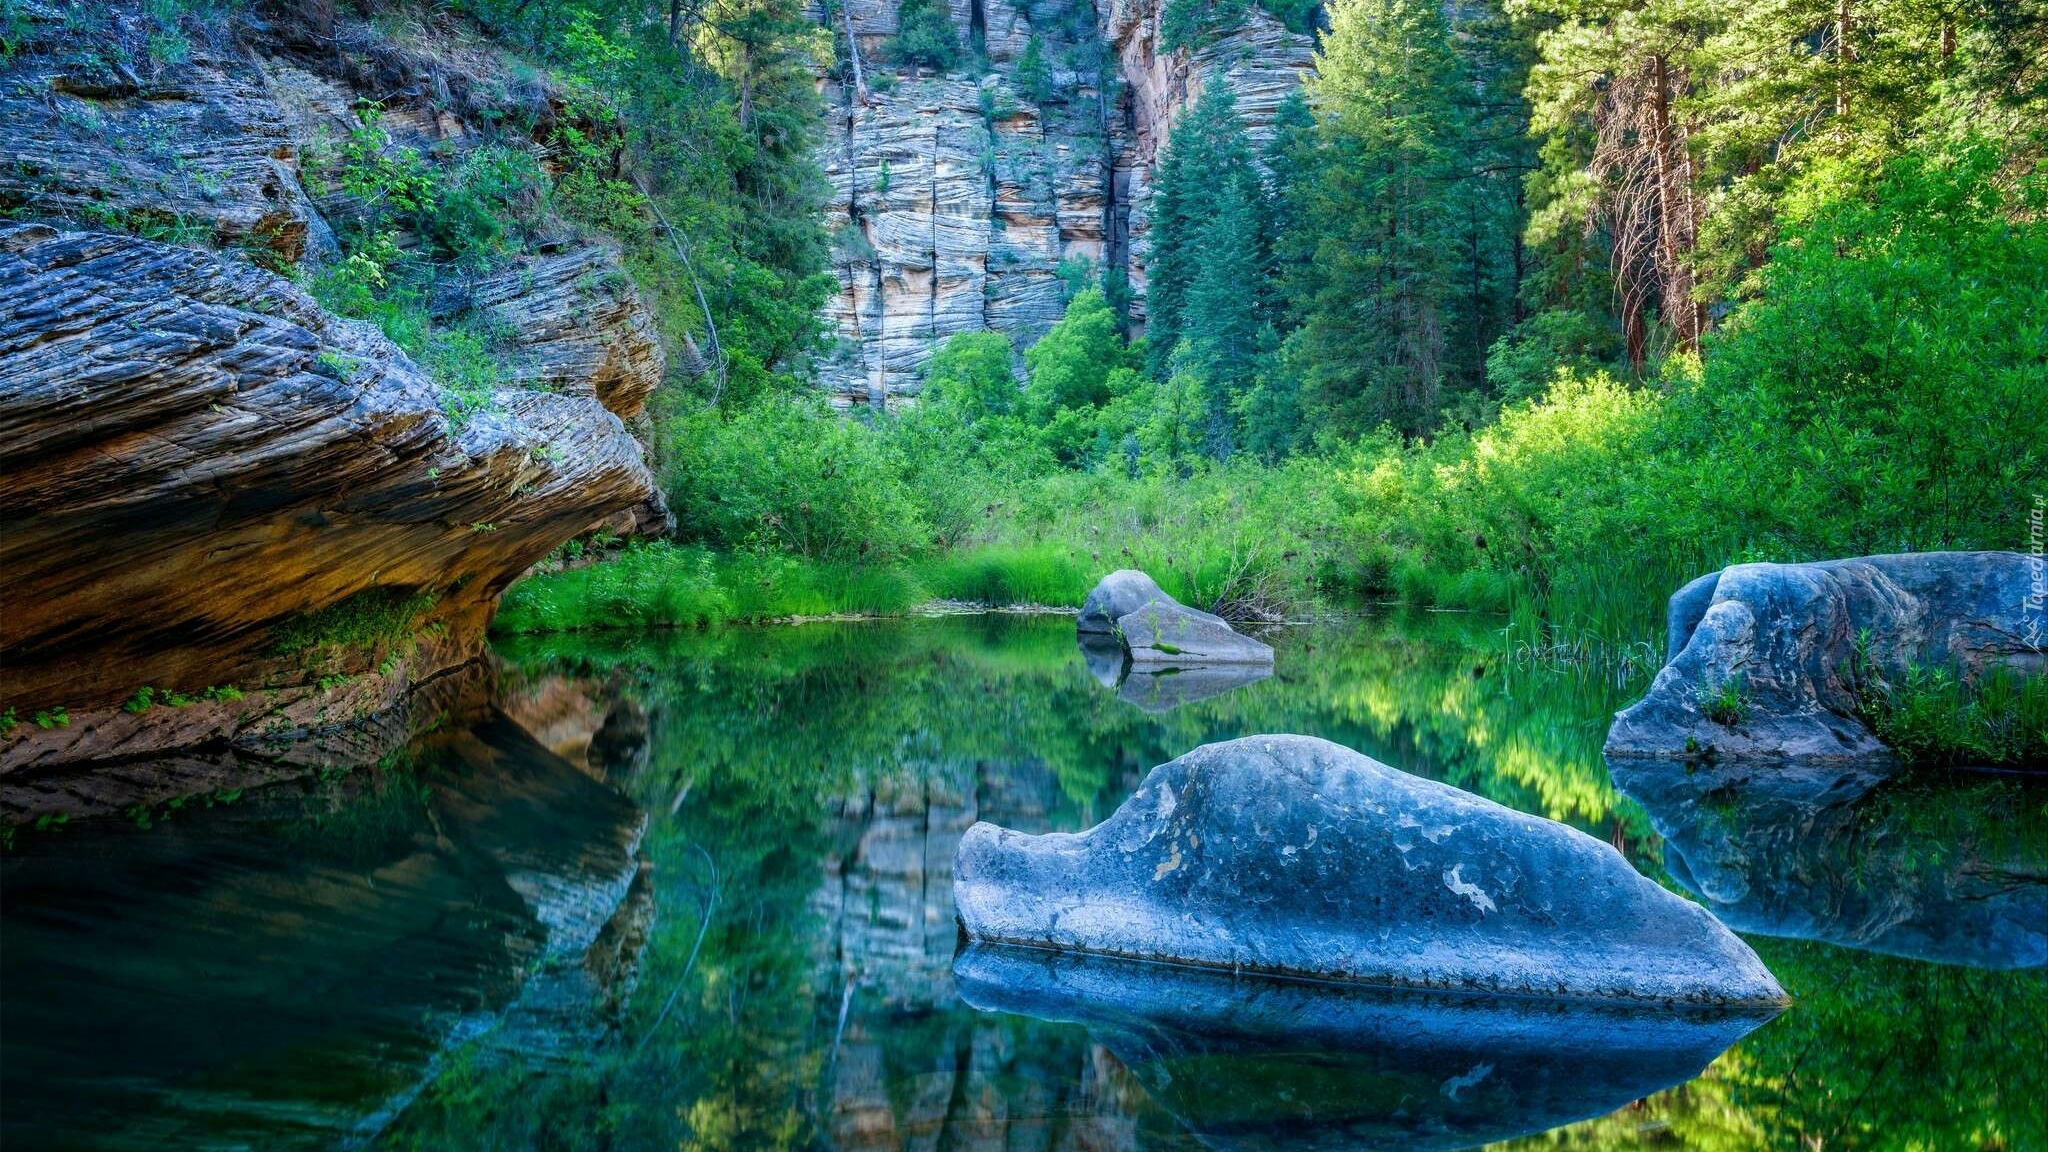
(811, 0, 1314, 405)
(0, 223, 666, 766)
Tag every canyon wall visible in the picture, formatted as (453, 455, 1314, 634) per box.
(810, 0, 1314, 407)
(0, 8, 668, 771)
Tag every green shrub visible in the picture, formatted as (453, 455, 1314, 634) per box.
(662, 398, 928, 562)
(1160, 0, 1250, 52)
(1850, 643, 2048, 768)
(890, 0, 959, 72)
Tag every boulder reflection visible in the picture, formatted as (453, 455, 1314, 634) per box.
(1075, 631, 1274, 714)
(1612, 759, 2048, 969)
(954, 942, 1778, 1151)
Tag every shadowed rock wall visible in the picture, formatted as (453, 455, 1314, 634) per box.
(810, 0, 1314, 406)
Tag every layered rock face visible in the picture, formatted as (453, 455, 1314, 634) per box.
(1606, 552, 2044, 763)
(811, 0, 1314, 405)
(0, 8, 673, 773)
(955, 735, 1786, 1004)
(0, 34, 320, 262)
(0, 224, 665, 762)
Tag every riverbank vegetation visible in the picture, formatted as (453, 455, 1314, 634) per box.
(467, 0, 2047, 657)
(104, 0, 2041, 648)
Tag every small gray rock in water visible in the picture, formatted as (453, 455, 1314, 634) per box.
(1119, 599, 1276, 666)
(1076, 569, 1274, 666)
(954, 735, 1785, 1005)
(1607, 551, 2044, 763)
(1077, 569, 1177, 634)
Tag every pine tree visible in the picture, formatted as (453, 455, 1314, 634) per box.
(1016, 34, 1053, 104)
(1144, 83, 1263, 380)
(1277, 0, 1465, 437)
(1176, 171, 1268, 458)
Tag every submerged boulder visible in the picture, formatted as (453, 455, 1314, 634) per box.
(1076, 569, 1274, 666)
(1606, 552, 2043, 763)
(954, 735, 1784, 1005)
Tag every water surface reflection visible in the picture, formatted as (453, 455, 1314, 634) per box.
(1, 614, 2041, 1151)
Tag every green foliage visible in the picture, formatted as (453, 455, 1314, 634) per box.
(268, 587, 439, 660)
(889, 0, 959, 72)
(1277, 0, 1471, 436)
(1023, 289, 1130, 419)
(1015, 35, 1053, 104)
(1159, 0, 1249, 53)
(662, 398, 927, 562)
(1850, 640, 2048, 768)
(1666, 145, 2048, 557)
(921, 330, 1019, 422)
(1701, 674, 1747, 727)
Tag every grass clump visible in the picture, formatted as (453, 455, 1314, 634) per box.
(269, 586, 439, 659)
(495, 543, 934, 632)
(913, 544, 1098, 608)
(1851, 650, 2048, 768)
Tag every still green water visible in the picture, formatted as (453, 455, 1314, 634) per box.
(2, 614, 2042, 1151)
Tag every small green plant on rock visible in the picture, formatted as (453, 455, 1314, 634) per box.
(1848, 634, 2048, 767)
(1700, 674, 1747, 726)
(122, 686, 156, 714)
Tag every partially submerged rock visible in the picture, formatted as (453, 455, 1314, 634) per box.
(1076, 569, 1274, 667)
(954, 735, 1785, 1005)
(1612, 757, 2048, 969)
(1075, 628, 1271, 713)
(1607, 552, 2043, 763)
(956, 943, 1778, 1152)
(1119, 598, 1275, 666)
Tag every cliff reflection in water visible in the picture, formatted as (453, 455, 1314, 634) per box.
(3, 614, 2043, 1151)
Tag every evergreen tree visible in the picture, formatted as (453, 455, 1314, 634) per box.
(890, 0, 959, 74)
(1277, 0, 1465, 437)
(1144, 83, 1264, 381)
(1176, 170, 1268, 459)
(1016, 34, 1053, 104)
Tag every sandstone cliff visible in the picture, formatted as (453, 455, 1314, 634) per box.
(811, 0, 1315, 406)
(0, 7, 671, 774)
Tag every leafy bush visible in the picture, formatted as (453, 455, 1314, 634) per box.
(890, 0, 959, 72)
(1850, 641, 2048, 768)
(661, 398, 927, 562)
(1668, 145, 2048, 558)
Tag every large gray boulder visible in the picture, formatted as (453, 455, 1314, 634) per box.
(1607, 552, 2043, 763)
(954, 735, 1785, 1005)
